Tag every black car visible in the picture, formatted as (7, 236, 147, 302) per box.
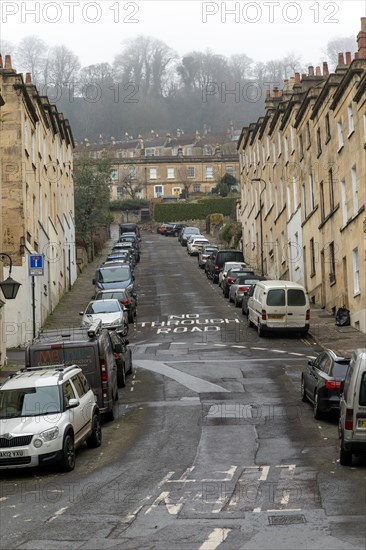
(301, 350, 351, 418)
(94, 288, 137, 323)
(109, 331, 133, 388)
(198, 245, 219, 269)
(93, 264, 135, 293)
(222, 269, 255, 298)
(179, 227, 201, 246)
(120, 223, 141, 240)
(166, 223, 186, 237)
(205, 249, 245, 283)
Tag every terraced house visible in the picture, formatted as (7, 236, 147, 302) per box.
(0, 55, 77, 353)
(237, 18, 366, 333)
(74, 127, 240, 200)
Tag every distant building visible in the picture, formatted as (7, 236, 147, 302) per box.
(0, 55, 77, 352)
(74, 126, 240, 200)
(237, 18, 366, 333)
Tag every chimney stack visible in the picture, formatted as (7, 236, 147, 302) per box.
(357, 17, 366, 59)
(337, 52, 345, 65)
(345, 52, 352, 64)
(322, 62, 329, 76)
(315, 66, 321, 76)
(25, 72, 32, 84)
(4, 55, 12, 69)
(308, 66, 314, 76)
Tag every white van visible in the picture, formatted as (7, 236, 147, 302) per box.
(247, 280, 310, 337)
(339, 349, 366, 466)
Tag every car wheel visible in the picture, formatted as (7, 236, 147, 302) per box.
(60, 433, 76, 472)
(313, 391, 322, 419)
(229, 294, 234, 303)
(104, 406, 115, 422)
(213, 275, 219, 284)
(117, 364, 126, 388)
(224, 289, 229, 298)
(340, 443, 353, 466)
(86, 414, 102, 448)
(257, 322, 265, 337)
(234, 298, 240, 308)
(301, 376, 308, 402)
(121, 323, 129, 337)
(247, 313, 254, 328)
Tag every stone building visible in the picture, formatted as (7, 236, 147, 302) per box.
(74, 128, 240, 200)
(0, 55, 77, 352)
(237, 18, 366, 332)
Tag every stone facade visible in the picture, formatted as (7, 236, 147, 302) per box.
(237, 18, 366, 333)
(0, 55, 77, 352)
(74, 128, 240, 200)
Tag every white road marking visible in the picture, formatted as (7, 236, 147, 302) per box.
(280, 492, 290, 505)
(202, 465, 237, 482)
(48, 507, 68, 523)
(199, 528, 231, 550)
(171, 342, 187, 345)
(253, 507, 261, 513)
(259, 466, 270, 481)
(0, 497, 8, 502)
(145, 491, 184, 515)
(267, 508, 301, 512)
(134, 360, 230, 393)
(213, 344, 227, 347)
(232, 345, 247, 348)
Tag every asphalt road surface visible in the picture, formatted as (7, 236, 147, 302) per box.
(1, 232, 365, 550)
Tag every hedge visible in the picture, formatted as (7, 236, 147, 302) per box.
(153, 198, 236, 222)
(110, 199, 149, 211)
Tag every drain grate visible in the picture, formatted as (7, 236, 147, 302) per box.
(268, 514, 306, 526)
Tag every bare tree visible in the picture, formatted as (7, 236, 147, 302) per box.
(16, 35, 48, 85)
(48, 45, 80, 88)
(118, 165, 144, 199)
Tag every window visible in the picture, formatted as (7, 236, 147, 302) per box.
(288, 289, 306, 306)
(292, 177, 298, 211)
(328, 168, 335, 211)
(226, 166, 234, 176)
(347, 104, 354, 135)
(63, 380, 76, 405)
(275, 186, 279, 217)
(277, 133, 282, 157)
(171, 147, 178, 156)
(272, 142, 276, 162)
(306, 122, 311, 148)
(325, 113, 331, 141)
(117, 187, 124, 198)
(71, 375, 87, 398)
(266, 137, 270, 159)
(329, 242, 336, 283)
(145, 148, 155, 157)
(193, 184, 201, 193)
(290, 126, 295, 152)
(299, 134, 304, 158)
(280, 178, 285, 210)
(310, 238, 316, 275)
(341, 178, 347, 226)
(268, 180, 273, 207)
(111, 168, 118, 180)
(154, 185, 163, 197)
(364, 113, 366, 142)
(308, 173, 314, 211)
(267, 289, 285, 306)
(337, 120, 344, 150)
(167, 168, 175, 179)
(316, 128, 322, 156)
(281, 231, 285, 264)
(284, 136, 289, 162)
(24, 117, 29, 152)
(351, 165, 358, 215)
(287, 186, 292, 219)
(128, 166, 136, 179)
(187, 167, 195, 178)
(149, 168, 157, 179)
(31, 131, 36, 165)
(320, 181, 325, 221)
(172, 187, 181, 196)
(206, 166, 213, 178)
(186, 147, 192, 156)
(352, 248, 360, 295)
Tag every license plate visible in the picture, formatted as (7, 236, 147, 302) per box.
(0, 450, 25, 458)
(357, 419, 366, 429)
(269, 314, 284, 319)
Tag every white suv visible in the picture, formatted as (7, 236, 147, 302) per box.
(0, 365, 102, 471)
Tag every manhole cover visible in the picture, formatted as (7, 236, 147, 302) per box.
(268, 514, 306, 526)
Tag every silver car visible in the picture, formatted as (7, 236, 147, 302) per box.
(80, 299, 129, 336)
(229, 276, 265, 307)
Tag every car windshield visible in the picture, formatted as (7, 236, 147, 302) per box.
(0, 386, 61, 418)
(97, 266, 131, 283)
(86, 301, 120, 314)
(204, 247, 218, 253)
(185, 228, 200, 234)
(96, 292, 125, 301)
(237, 278, 260, 285)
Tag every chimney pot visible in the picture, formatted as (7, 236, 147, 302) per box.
(25, 72, 32, 84)
(315, 66, 321, 76)
(345, 52, 352, 64)
(4, 54, 12, 69)
(338, 52, 345, 65)
(308, 66, 314, 76)
(322, 62, 329, 76)
(295, 72, 301, 83)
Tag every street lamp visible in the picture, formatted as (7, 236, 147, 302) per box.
(251, 178, 266, 276)
(0, 253, 21, 299)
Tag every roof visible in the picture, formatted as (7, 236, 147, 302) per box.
(2, 366, 80, 388)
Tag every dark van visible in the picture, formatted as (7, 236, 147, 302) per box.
(206, 249, 245, 283)
(25, 323, 119, 420)
(120, 223, 141, 240)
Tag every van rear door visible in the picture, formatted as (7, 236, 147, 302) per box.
(353, 363, 366, 441)
(286, 288, 307, 328)
(265, 288, 287, 328)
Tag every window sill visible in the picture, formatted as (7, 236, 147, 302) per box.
(310, 271, 316, 279)
(301, 204, 319, 227)
(340, 205, 365, 232)
(353, 291, 361, 298)
(274, 204, 287, 224)
(329, 279, 336, 287)
(337, 144, 344, 154)
(317, 150, 322, 158)
(347, 129, 354, 139)
(325, 135, 331, 145)
(318, 204, 340, 229)
(264, 204, 274, 221)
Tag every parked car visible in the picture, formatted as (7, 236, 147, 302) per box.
(118, 235, 141, 261)
(179, 227, 201, 246)
(222, 269, 256, 298)
(187, 237, 210, 256)
(109, 331, 133, 388)
(247, 280, 310, 337)
(0, 364, 101, 471)
(241, 284, 256, 316)
(105, 252, 131, 264)
(301, 349, 351, 418)
(157, 223, 172, 235)
(80, 299, 129, 336)
(218, 262, 247, 287)
(198, 245, 219, 269)
(229, 275, 266, 307)
(166, 223, 185, 236)
(120, 223, 141, 241)
(94, 288, 137, 323)
(339, 349, 366, 465)
(26, 324, 119, 420)
(93, 264, 134, 293)
(205, 249, 245, 283)
(112, 243, 137, 265)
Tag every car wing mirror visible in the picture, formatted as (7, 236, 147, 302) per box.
(67, 398, 80, 409)
(79, 311, 84, 315)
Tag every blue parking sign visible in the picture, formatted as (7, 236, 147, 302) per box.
(29, 255, 44, 276)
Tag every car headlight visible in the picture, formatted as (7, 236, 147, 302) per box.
(39, 427, 59, 442)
